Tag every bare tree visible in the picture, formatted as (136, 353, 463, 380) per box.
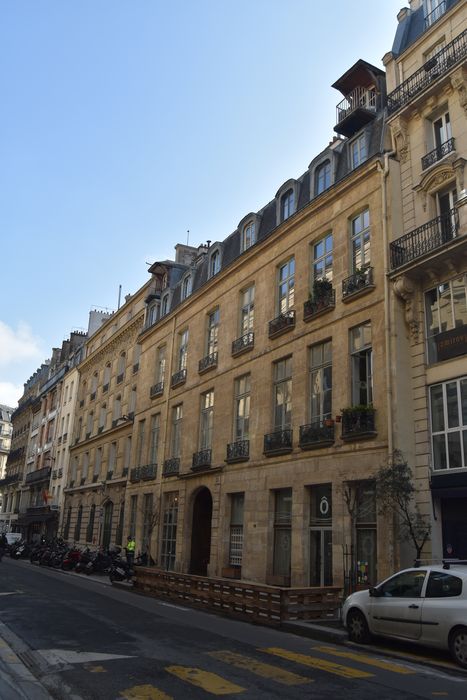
(375, 450, 430, 562)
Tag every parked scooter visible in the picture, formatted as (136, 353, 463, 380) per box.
(9, 540, 30, 559)
(108, 553, 133, 582)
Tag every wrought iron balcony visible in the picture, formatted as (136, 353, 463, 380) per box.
(425, 0, 445, 28)
(171, 368, 187, 388)
(226, 439, 249, 463)
(25, 466, 51, 484)
(103, 383, 109, 393)
(342, 267, 374, 298)
(133, 362, 139, 374)
(421, 137, 455, 170)
(232, 332, 254, 356)
(163, 457, 180, 476)
(116, 373, 124, 384)
(0, 473, 20, 486)
(341, 407, 376, 440)
(192, 449, 212, 471)
(303, 289, 335, 321)
(390, 208, 459, 269)
(299, 421, 335, 449)
(150, 381, 164, 398)
(387, 29, 467, 114)
(263, 428, 293, 456)
(106, 470, 114, 480)
(335, 86, 377, 138)
(198, 352, 218, 374)
(268, 310, 295, 339)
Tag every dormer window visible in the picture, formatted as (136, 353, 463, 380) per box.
(209, 249, 221, 278)
(147, 302, 159, 327)
(242, 221, 256, 252)
(161, 293, 170, 317)
(315, 161, 331, 195)
(281, 189, 295, 222)
(181, 274, 192, 300)
(424, 0, 446, 29)
(351, 133, 367, 169)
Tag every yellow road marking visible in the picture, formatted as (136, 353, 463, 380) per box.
(85, 664, 107, 673)
(431, 693, 449, 696)
(166, 665, 245, 695)
(313, 646, 414, 675)
(373, 645, 458, 671)
(262, 647, 374, 679)
(208, 649, 312, 686)
(120, 685, 173, 700)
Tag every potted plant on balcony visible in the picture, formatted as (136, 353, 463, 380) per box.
(310, 278, 333, 312)
(341, 404, 375, 436)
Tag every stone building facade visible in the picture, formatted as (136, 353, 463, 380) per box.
(384, 0, 467, 561)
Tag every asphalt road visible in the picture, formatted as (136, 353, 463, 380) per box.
(1, 557, 467, 700)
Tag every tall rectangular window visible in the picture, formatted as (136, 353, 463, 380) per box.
(136, 419, 146, 466)
(142, 493, 154, 557)
(156, 346, 166, 384)
(83, 452, 89, 482)
(310, 341, 332, 422)
(206, 309, 219, 356)
(200, 391, 214, 450)
(350, 322, 372, 405)
(229, 493, 244, 566)
(313, 233, 333, 282)
(124, 436, 132, 472)
(94, 447, 102, 478)
(234, 375, 250, 441)
(171, 405, 183, 458)
(149, 414, 160, 465)
(430, 377, 467, 471)
(351, 209, 370, 271)
(273, 489, 292, 577)
(161, 492, 178, 570)
(129, 495, 138, 538)
(310, 484, 333, 586)
(178, 330, 188, 371)
(425, 275, 467, 363)
(278, 258, 295, 314)
(351, 133, 367, 169)
(108, 441, 117, 474)
(240, 285, 255, 334)
(242, 222, 255, 251)
(356, 482, 377, 585)
(274, 357, 292, 430)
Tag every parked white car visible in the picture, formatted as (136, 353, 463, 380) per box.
(342, 564, 467, 668)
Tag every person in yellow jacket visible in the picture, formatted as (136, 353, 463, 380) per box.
(125, 535, 136, 568)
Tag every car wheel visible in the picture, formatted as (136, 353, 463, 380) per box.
(449, 627, 467, 669)
(347, 608, 371, 644)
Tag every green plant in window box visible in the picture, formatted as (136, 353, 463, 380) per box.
(341, 404, 375, 415)
(312, 277, 333, 299)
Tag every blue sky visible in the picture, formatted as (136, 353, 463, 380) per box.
(0, 0, 403, 407)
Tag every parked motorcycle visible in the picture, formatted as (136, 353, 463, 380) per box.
(108, 554, 133, 582)
(9, 540, 30, 559)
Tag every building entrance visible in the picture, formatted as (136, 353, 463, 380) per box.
(442, 497, 467, 559)
(189, 488, 212, 576)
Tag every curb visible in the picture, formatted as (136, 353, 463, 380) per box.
(0, 624, 53, 700)
(281, 620, 347, 644)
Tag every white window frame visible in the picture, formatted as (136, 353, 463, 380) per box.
(350, 133, 367, 169)
(242, 221, 256, 251)
(430, 377, 467, 472)
(312, 232, 333, 283)
(278, 258, 295, 314)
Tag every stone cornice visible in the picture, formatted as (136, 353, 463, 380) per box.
(79, 312, 144, 373)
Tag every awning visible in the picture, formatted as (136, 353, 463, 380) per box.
(430, 471, 467, 498)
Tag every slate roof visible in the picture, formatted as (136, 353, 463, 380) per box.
(392, 0, 461, 56)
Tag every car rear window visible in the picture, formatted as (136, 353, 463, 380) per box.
(426, 572, 462, 598)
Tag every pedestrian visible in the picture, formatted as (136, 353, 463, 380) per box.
(125, 535, 136, 569)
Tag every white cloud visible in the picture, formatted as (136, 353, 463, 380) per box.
(0, 321, 43, 367)
(0, 381, 23, 407)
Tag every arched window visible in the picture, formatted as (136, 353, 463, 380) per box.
(281, 189, 295, 221)
(86, 504, 96, 542)
(315, 160, 331, 195)
(209, 249, 221, 277)
(242, 221, 256, 251)
(181, 274, 192, 300)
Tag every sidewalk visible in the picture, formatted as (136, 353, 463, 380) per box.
(0, 624, 52, 700)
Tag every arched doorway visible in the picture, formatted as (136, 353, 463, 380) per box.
(189, 488, 213, 576)
(102, 501, 114, 550)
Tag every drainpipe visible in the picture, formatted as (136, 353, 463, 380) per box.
(377, 151, 396, 456)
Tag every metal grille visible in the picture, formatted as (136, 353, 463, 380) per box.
(229, 525, 243, 566)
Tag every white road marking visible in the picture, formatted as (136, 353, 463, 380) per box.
(37, 650, 134, 666)
(0, 592, 19, 596)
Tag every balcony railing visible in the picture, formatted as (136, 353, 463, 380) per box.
(103, 383, 109, 393)
(171, 368, 187, 388)
(192, 449, 212, 471)
(390, 208, 459, 269)
(232, 332, 254, 356)
(342, 267, 374, 298)
(341, 408, 376, 440)
(163, 457, 180, 477)
(116, 373, 124, 384)
(0, 473, 20, 486)
(299, 421, 335, 449)
(198, 352, 218, 374)
(25, 466, 51, 485)
(421, 137, 455, 170)
(387, 29, 467, 114)
(425, 0, 445, 28)
(335, 86, 377, 136)
(130, 464, 157, 482)
(150, 381, 164, 399)
(263, 429, 293, 456)
(268, 310, 295, 339)
(303, 290, 335, 321)
(226, 439, 249, 463)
